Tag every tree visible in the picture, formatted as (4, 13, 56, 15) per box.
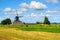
(36, 22, 40, 24)
(1, 18, 11, 25)
(44, 16, 50, 24)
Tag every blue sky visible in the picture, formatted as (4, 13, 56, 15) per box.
(0, 0, 60, 23)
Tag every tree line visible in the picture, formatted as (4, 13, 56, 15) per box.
(0, 16, 50, 25)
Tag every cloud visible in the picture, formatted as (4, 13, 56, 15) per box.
(4, 7, 12, 12)
(46, 10, 58, 13)
(12, 8, 28, 14)
(21, 8, 28, 12)
(30, 9, 60, 18)
(30, 1, 47, 10)
(20, 3, 29, 9)
(20, 1, 47, 10)
(4, 8, 28, 14)
(31, 13, 50, 18)
(45, 10, 60, 16)
(31, 13, 37, 17)
(46, 0, 58, 3)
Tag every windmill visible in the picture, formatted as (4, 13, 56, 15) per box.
(13, 9, 23, 25)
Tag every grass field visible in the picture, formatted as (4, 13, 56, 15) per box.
(1, 24, 60, 33)
(19, 24, 60, 33)
(0, 24, 60, 40)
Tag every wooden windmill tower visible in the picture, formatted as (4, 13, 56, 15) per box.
(13, 10, 23, 25)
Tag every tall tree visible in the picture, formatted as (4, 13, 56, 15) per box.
(44, 16, 50, 24)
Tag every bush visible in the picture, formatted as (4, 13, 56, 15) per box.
(1, 18, 11, 25)
(26, 24, 28, 27)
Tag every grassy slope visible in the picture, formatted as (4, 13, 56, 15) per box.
(0, 27, 60, 40)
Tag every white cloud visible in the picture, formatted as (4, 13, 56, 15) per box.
(4, 7, 12, 12)
(4, 8, 28, 14)
(45, 10, 60, 16)
(12, 8, 28, 14)
(46, 10, 58, 13)
(53, 8, 60, 11)
(20, 1, 47, 10)
(31, 13, 37, 17)
(46, 0, 58, 3)
(30, 1, 47, 10)
(17, 8, 28, 14)
(20, 3, 29, 9)
(31, 12, 50, 18)
(39, 13, 50, 17)
(21, 8, 28, 12)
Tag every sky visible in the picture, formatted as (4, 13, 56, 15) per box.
(0, 0, 60, 23)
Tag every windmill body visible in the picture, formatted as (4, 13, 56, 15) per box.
(15, 16, 19, 21)
(13, 10, 23, 25)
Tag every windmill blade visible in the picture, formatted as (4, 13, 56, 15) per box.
(19, 16, 23, 17)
